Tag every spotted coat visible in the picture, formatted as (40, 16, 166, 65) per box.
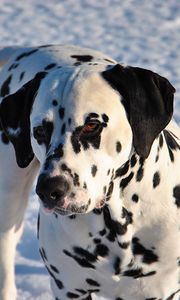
(0, 45, 179, 300)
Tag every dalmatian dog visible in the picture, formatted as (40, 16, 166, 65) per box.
(0, 45, 179, 300)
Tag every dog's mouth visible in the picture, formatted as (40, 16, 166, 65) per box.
(39, 197, 72, 216)
(39, 196, 106, 216)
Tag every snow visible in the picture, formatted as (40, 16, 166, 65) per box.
(0, 0, 179, 299)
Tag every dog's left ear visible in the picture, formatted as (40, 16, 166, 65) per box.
(102, 65, 176, 158)
(0, 72, 47, 168)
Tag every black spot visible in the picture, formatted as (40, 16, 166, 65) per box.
(50, 265, 59, 273)
(93, 238, 101, 244)
(52, 143, 64, 158)
(66, 292, 79, 298)
(19, 71, 25, 81)
(61, 123, 66, 135)
(15, 49, 39, 61)
(106, 181, 114, 200)
(87, 289, 100, 294)
(73, 247, 97, 262)
(132, 193, 139, 203)
(75, 288, 86, 295)
(1, 132, 9, 144)
(74, 62, 81, 66)
(155, 154, 159, 163)
(173, 185, 180, 208)
(38, 44, 53, 48)
(114, 256, 121, 275)
(116, 141, 122, 153)
(91, 165, 97, 177)
(82, 129, 103, 150)
(164, 130, 180, 162)
(61, 163, 72, 175)
(59, 106, 65, 119)
(34, 120, 53, 147)
(63, 249, 95, 269)
(166, 289, 180, 300)
(54, 212, 58, 218)
(103, 207, 116, 242)
(8, 63, 19, 71)
(123, 268, 156, 279)
(103, 206, 132, 240)
(45, 144, 64, 167)
(136, 166, 144, 182)
(118, 242, 130, 249)
(144, 298, 157, 300)
(132, 237, 159, 264)
(71, 55, 93, 62)
(159, 134, 164, 148)
(153, 171, 160, 188)
(115, 161, 129, 178)
(99, 228, 106, 236)
(68, 214, 76, 219)
(103, 186, 107, 195)
(123, 268, 142, 278)
(130, 153, 137, 167)
(83, 182, 87, 189)
(71, 124, 103, 154)
(49, 268, 63, 289)
(52, 99, 58, 106)
(73, 173, 80, 186)
(136, 157, 145, 182)
(37, 213, 40, 240)
(0, 75, 12, 97)
(104, 58, 115, 63)
(94, 244, 109, 257)
(71, 127, 82, 154)
(86, 278, 100, 287)
(39, 247, 47, 262)
(115, 298, 124, 300)
(102, 113, 109, 123)
(68, 118, 71, 126)
(44, 63, 57, 70)
(120, 172, 134, 190)
(107, 169, 110, 176)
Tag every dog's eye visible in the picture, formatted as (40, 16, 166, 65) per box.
(33, 126, 46, 141)
(82, 121, 101, 135)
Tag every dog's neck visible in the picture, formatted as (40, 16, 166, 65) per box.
(107, 129, 179, 245)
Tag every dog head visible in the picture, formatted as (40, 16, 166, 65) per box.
(0, 64, 175, 215)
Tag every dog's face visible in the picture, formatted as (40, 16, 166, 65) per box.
(0, 64, 175, 215)
(31, 69, 132, 214)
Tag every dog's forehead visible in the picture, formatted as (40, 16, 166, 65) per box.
(31, 66, 121, 125)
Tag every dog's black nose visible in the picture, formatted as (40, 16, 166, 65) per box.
(36, 174, 70, 207)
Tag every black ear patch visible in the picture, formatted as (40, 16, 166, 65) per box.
(102, 64, 175, 158)
(0, 72, 47, 168)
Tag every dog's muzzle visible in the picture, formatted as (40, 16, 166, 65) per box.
(36, 174, 70, 212)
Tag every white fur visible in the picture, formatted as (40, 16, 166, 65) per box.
(0, 45, 179, 300)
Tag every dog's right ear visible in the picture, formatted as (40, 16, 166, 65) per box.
(0, 72, 47, 168)
(102, 65, 175, 158)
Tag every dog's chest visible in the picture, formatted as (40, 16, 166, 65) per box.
(38, 209, 134, 296)
(37, 210, 154, 297)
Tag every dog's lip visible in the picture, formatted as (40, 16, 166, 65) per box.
(42, 204, 55, 215)
(38, 196, 71, 215)
(54, 207, 71, 216)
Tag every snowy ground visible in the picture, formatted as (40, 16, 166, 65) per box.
(0, 0, 180, 299)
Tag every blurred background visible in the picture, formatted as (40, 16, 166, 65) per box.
(0, 0, 179, 299)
